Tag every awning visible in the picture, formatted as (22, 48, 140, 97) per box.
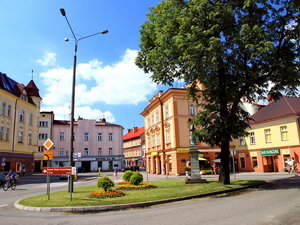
(198, 157, 207, 161)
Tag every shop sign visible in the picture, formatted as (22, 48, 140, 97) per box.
(260, 149, 280, 156)
(151, 152, 158, 156)
(177, 148, 190, 153)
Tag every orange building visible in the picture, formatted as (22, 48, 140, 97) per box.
(141, 88, 223, 175)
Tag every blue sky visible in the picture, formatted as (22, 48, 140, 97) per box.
(0, 0, 177, 131)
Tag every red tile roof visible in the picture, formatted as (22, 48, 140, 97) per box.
(250, 96, 300, 125)
(123, 127, 144, 141)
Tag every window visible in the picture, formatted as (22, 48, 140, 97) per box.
(97, 133, 102, 141)
(18, 131, 23, 143)
(98, 148, 102, 156)
(84, 148, 89, 156)
(39, 133, 48, 140)
(20, 93, 27, 101)
(147, 119, 150, 129)
(252, 157, 258, 168)
(152, 114, 154, 125)
(38, 146, 44, 152)
(239, 137, 245, 146)
(0, 127, 3, 140)
(40, 121, 48, 127)
(250, 132, 256, 145)
(59, 148, 64, 156)
(109, 133, 113, 141)
(5, 128, 9, 141)
(264, 129, 272, 143)
(152, 134, 155, 146)
(156, 133, 160, 146)
(165, 105, 169, 118)
(28, 134, 32, 145)
(29, 114, 33, 125)
(148, 137, 151, 148)
(156, 111, 159, 123)
(2, 103, 6, 116)
(59, 132, 65, 141)
(190, 103, 196, 116)
(166, 130, 170, 143)
(280, 126, 288, 141)
(84, 132, 89, 141)
(109, 148, 113, 155)
(19, 110, 25, 122)
(7, 105, 11, 117)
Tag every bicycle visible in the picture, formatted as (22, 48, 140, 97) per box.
(3, 179, 16, 191)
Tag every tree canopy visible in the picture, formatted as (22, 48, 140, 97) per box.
(136, 0, 300, 184)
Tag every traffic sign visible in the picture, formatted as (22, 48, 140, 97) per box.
(42, 167, 76, 175)
(43, 138, 54, 150)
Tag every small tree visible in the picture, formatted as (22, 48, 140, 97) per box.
(122, 170, 134, 182)
(97, 176, 114, 192)
(130, 172, 143, 186)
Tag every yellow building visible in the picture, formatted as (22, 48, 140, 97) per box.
(0, 72, 41, 174)
(234, 96, 300, 172)
(141, 88, 221, 175)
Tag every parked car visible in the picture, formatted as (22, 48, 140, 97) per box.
(122, 166, 139, 172)
(0, 172, 19, 183)
(76, 167, 85, 173)
(59, 174, 68, 180)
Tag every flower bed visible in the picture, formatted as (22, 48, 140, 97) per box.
(89, 190, 125, 199)
(117, 182, 157, 190)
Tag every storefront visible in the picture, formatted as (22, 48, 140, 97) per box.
(0, 152, 33, 174)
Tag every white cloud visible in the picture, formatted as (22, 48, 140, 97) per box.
(37, 51, 57, 66)
(39, 48, 157, 122)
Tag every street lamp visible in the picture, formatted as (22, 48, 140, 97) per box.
(60, 8, 108, 194)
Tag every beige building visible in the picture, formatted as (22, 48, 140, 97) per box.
(0, 72, 41, 173)
(141, 88, 220, 176)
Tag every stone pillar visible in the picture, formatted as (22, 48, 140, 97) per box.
(190, 145, 202, 180)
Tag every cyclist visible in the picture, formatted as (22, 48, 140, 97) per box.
(5, 170, 16, 184)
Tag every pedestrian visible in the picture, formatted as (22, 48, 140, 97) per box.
(213, 163, 217, 175)
(98, 166, 101, 176)
(114, 168, 118, 177)
(22, 167, 26, 176)
(291, 157, 298, 176)
(288, 158, 293, 173)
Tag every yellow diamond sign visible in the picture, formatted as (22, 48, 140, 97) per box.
(43, 138, 54, 150)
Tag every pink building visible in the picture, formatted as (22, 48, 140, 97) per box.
(52, 117, 124, 172)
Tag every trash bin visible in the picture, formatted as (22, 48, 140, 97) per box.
(74, 173, 78, 180)
(282, 168, 287, 172)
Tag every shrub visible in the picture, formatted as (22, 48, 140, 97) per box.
(130, 172, 143, 185)
(97, 176, 114, 192)
(122, 170, 134, 182)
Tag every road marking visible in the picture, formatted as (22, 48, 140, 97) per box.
(36, 183, 68, 188)
(0, 204, 8, 208)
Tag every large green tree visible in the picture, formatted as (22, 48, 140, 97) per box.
(136, 0, 300, 184)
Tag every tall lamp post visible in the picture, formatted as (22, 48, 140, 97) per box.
(60, 8, 108, 194)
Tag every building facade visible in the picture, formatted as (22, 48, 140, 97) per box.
(123, 127, 145, 168)
(141, 88, 223, 176)
(0, 72, 41, 173)
(35, 111, 54, 172)
(234, 96, 300, 172)
(51, 117, 124, 172)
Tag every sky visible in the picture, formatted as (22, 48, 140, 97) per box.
(0, 0, 180, 131)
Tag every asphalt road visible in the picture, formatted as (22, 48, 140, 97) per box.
(0, 172, 299, 225)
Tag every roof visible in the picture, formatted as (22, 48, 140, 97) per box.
(123, 127, 144, 141)
(0, 72, 41, 105)
(250, 96, 300, 125)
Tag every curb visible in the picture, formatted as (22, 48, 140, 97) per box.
(14, 181, 267, 212)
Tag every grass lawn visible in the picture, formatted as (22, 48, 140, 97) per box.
(19, 179, 263, 207)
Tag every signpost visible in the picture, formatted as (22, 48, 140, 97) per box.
(43, 139, 54, 200)
(42, 167, 76, 200)
(231, 149, 236, 180)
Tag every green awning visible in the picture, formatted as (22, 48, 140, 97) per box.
(198, 157, 207, 161)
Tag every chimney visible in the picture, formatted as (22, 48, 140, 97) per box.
(127, 129, 132, 133)
(134, 127, 138, 132)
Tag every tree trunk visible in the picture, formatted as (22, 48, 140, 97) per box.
(218, 140, 230, 184)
